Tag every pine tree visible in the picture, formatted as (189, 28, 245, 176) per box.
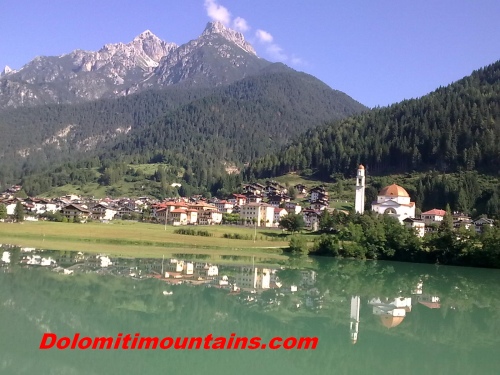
(14, 202, 25, 222)
(0, 203, 7, 220)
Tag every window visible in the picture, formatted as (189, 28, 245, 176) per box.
(384, 208, 397, 215)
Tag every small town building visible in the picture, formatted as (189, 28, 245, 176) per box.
(403, 218, 426, 237)
(420, 209, 446, 225)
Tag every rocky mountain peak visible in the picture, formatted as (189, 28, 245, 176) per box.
(1, 65, 14, 77)
(134, 30, 156, 40)
(201, 21, 256, 55)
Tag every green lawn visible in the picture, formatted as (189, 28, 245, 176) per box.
(0, 221, 291, 259)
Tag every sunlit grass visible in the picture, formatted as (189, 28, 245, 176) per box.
(0, 221, 292, 258)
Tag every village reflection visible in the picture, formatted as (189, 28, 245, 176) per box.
(2, 244, 500, 374)
(2, 243, 490, 347)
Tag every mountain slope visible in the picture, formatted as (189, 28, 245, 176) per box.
(13, 65, 367, 195)
(247, 60, 500, 179)
(103, 64, 367, 164)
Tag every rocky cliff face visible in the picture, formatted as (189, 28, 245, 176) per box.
(0, 22, 268, 109)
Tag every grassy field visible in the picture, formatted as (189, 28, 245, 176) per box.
(0, 221, 294, 259)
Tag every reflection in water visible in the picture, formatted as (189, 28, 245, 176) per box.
(1, 245, 500, 374)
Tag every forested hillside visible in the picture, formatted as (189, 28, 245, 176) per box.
(248, 60, 500, 179)
(0, 86, 210, 185)
(10, 65, 366, 196)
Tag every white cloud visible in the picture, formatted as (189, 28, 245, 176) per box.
(202, 1, 303, 65)
(266, 44, 287, 61)
(291, 56, 305, 66)
(233, 17, 249, 32)
(204, 0, 231, 25)
(255, 29, 274, 43)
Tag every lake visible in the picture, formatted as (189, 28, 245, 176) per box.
(1, 245, 499, 374)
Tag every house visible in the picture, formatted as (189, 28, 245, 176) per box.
(152, 201, 187, 220)
(197, 210, 222, 225)
(240, 203, 275, 227)
(453, 219, 473, 230)
(294, 184, 307, 195)
(420, 209, 446, 225)
(189, 201, 218, 213)
(264, 185, 279, 196)
(245, 194, 263, 204)
(274, 208, 288, 227)
(214, 200, 234, 213)
(310, 199, 329, 211)
(403, 218, 425, 237)
(186, 209, 198, 224)
(231, 194, 247, 206)
(62, 194, 81, 203)
(61, 204, 91, 221)
(302, 209, 321, 231)
(371, 184, 416, 223)
(91, 203, 117, 221)
(473, 217, 494, 233)
(24, 198, 58, 215)
(267, 195, 284, 207)
(453, 212, 471, 222)
(4, 201, 18, 216)
(115, 205, 138, 219)
(169, 209, 188, 226)
(310, 187, 329, 203)
(285, 202, 302, 215)
(242, 183, 263, 195)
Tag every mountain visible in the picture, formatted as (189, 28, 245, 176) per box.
(247, 60, 500, 179)
(9, 64, 367, 196)
(101, 64, 367, 164)
(0, 22, 368, 195)
(0, 21, 269, 109)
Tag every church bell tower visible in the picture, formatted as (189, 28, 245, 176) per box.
(355, 165, 365, 214)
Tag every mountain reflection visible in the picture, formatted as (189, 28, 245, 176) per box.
(1, 245, 500, 374)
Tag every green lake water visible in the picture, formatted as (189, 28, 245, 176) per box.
(1, 246, 499, 374)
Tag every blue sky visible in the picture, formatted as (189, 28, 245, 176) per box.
(1, 0, 499, 108)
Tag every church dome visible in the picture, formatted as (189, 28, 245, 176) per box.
(378, 184, 409, 198)
(380, 315, 405, 328)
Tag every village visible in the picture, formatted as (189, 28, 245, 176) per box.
(0, 168, 495, 236)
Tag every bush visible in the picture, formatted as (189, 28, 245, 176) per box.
(174, 228, 213, 237)
(222, 233, 252, 240)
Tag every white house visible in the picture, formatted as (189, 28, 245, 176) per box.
(420, 208, 446, 225)
(403, 218, 426, 237)
(273, 208, 288, 227)
(285, 202, 302, 214)
(214, 200, 234, 213)
(310, 187, 328, 203)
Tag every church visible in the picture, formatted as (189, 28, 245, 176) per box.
(355, 165, 416, 222)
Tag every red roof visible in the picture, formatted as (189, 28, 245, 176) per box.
(171, 209, 187, 213)
(422, 209, 446, 216)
